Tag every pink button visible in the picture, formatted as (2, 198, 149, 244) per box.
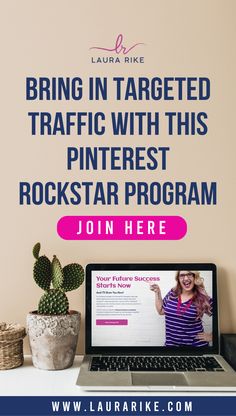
(57, 216, 187, 240)
(96, 319, 128, 326)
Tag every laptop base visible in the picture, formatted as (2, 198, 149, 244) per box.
(77, 355, 236, 391)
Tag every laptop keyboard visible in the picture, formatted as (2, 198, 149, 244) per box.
(90, 356, 224, 372)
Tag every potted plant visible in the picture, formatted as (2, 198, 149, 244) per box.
(27, 243, 84, 370)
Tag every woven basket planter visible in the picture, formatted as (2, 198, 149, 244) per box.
(0, 322, 26, 370)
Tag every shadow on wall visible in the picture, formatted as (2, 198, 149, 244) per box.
(218, 267, 233, 333)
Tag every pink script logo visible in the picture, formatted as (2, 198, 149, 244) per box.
(90, 34, 144, 55)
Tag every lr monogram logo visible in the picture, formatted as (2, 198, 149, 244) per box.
(90, 33, 144, 55)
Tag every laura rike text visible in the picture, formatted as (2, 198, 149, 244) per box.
(19, 181, 216, 206)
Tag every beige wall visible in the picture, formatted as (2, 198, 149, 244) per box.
(1, 0, 236, 354)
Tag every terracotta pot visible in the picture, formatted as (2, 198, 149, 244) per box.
(27, 310, 80, 370)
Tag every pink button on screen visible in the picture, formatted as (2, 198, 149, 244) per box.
(96, 319, 128, 326)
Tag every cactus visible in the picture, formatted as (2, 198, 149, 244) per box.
(33, 255, 51, 291)
(33, 242, 41, 260)
(63, 264, 84, 292)
(51, 255, 64, 289)
(32, 243, 84, 315)
(38, 289, 69, 315)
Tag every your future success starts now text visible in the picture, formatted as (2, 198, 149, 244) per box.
(19, 76, 216, 207)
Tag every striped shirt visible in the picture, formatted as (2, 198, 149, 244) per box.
(163, 290, 212, 347)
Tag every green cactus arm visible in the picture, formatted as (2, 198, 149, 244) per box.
(38, 289, 69, 315)
(51, 255, 64, 289)
(33, 255, 51, 290)
(62, 263, 84, 292)
(33, 242, 41, 260)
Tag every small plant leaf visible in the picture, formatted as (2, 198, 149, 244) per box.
(51, 255, 64, 289)
(33, 242, 41, 260)
(62, 263, 84, 292)
(33, 255, 51, 290)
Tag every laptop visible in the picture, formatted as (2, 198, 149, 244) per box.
(77, 263, 236, 390)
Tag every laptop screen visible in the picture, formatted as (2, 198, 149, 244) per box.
(86, 264, 218, 354)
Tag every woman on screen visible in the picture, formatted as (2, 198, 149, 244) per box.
(150, 271, 212, 347)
